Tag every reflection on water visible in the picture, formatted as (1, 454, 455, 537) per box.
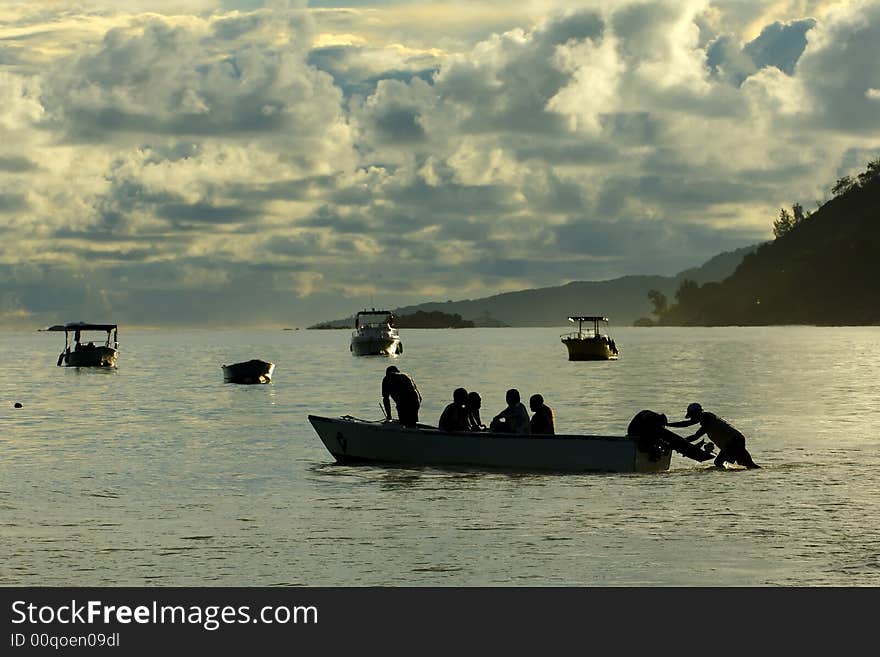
(2, 326, 879, 585)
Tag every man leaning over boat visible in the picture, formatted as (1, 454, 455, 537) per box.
(382, 366, 422, 427)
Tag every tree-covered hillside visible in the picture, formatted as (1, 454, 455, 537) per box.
(656, 159, 880, 325)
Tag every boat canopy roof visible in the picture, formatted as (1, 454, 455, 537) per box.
(356, 309, 393, 317)
(568, 316, 608, 322)
(355, 309, 394, 327)
(45, 322, 117, 332)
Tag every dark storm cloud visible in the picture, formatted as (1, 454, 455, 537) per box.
(0, 44, 25, 67)
(50, 244, 159, 263)
(267, 231, 342, 257)
(157, 201, 263, 225)
(796, 2, 880, 133)
(707, 19, 816, 86)
(599, 112, 660, 145)
(541, 10, 604, 46)
(382, 206, 495, 243)
(552, 216, 760, 264)
(373, 107, 425, 142)
(706, 34, 756, 86)
(402, 179, 516, 212)
(611, 1, 681, 62)
(0, 192, 28, 213)
(633, 175, 762, 207)
(300, 205, 375, 233)
(89, 178, 182, 235)
(744, 19, 816, 75)
(220, 175, 338, 203)
(439, 56, 570, 137)
(50, 226, 189, 253)
(0, 155, 38, 172)
(511, 139, 618, 165)
(553, 218, 668, 257)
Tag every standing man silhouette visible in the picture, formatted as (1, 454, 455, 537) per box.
(382, 366, 422, 427)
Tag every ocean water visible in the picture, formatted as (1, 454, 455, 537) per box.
(2, 326, 879, 586)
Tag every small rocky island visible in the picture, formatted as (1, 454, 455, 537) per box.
(308, 310, 507, 329)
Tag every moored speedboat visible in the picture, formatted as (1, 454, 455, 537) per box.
(307, 415, 671, 473)
(561, 316, 619, 361)
(46, 322, 119, 367)
(222, 359, 275, 384)
(350, 309, 403, 356)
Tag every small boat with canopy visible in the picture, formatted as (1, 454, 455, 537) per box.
(561, 316, 619, 361)
(46, 322, 119, 367)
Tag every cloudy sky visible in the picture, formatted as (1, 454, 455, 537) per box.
(1, 0, 878, 327)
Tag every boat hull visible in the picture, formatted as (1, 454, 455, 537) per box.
(222, 360, 275, 384)
(61, 347, 118, 367)
(350, 336, 402, 356)
(562, 337, 618, 361)
(307, 415, 671, 473)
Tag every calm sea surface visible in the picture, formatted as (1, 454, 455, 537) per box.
(2, 326, 879, 586)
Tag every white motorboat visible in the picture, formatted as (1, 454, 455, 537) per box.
(350, 309, 403, 356)
(307, 415, 672, 473)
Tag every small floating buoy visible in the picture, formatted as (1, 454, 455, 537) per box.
(14, 402, 23, 408)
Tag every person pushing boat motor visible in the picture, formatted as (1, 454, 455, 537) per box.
(627, 409, 715, 463)
(668, 403, 760, 469)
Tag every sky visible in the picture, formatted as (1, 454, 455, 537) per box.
(1, 0, 878, 328)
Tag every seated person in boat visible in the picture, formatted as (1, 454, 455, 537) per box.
(382, 365, 422, 427)
(465, 391, 487, 431)
(529, 394, 555, 435)
(438, 387, 470, 432)
(667, 403, 760, 469)
(490, 389, 531, 434)
(627, 409, 714, 462)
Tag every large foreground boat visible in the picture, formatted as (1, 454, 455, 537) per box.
(350, 309, 403, 356)
(222, 359, 275, 384)
(561, 316, 619, 361)
(47, 322, 119, 367)
(307, 415, 671, 473)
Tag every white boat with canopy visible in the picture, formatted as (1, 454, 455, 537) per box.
(46, 322, 119, 367)
(350, 309, 403, 356)
(561, 316, 619, 361)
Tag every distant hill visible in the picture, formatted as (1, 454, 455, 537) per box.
(657, 160, 880, 325)
(391, 246, 755, 327)
(395, 311, 474, 328)
(309, 319, 351, 329)
(308, 310, 500, 329)
(313, 245, 756, 328)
